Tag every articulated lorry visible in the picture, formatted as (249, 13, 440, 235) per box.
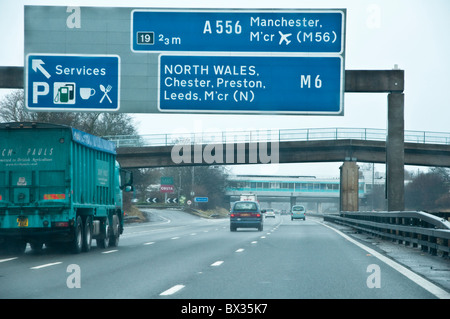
(0, 122, 133, 253)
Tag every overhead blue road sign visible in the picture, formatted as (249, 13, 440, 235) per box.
(132, 9, 345, 54)
(25, 54, 120, 111)
(24, 6, 345, 115)
(158, 55, 343, 114)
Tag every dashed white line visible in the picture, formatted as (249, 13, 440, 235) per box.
(235, 248, 245, 253)
(0, 257, 18, 263)
(160, 284, 185, 296)
(171, 236, 180, 240)
(30, 262, 62, 269)
(143, 242, 155, 245)
(102, 249, 118, 254)
(211, 261, 224, 267)
(251, 241, 258, 244)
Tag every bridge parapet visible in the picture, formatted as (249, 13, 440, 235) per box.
(105, 127, 450, 148)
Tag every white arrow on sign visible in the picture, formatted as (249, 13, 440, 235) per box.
(32, 59, 51, 79)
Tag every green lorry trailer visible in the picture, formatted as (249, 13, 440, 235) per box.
(0, 122, 133, 253)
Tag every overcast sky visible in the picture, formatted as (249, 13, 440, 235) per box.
(1, 0, 449, 177)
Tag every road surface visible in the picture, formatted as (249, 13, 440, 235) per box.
(1, 208, 448, 300)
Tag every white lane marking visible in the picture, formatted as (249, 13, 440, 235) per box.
(30, 262, 62, 269)
(260, 236, 266, 239)
(235, 248, 245, 253)
(319, 221, 450, 299)
(251, 241, 258, 244)
(190, 233, 197, 236)
(143, 242, 155, 245)
(211, 261, 224, 267)
(171, 237, 180, 240)
(0, 257, 18, 263)
(102, 249, 118, 254)
(160, 284, 185, 296)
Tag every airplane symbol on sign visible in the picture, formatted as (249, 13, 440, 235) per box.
(278, 31, 292, 45)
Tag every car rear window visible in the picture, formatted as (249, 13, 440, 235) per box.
(234, 202, 258, 211)
(292, 206, 305, 211)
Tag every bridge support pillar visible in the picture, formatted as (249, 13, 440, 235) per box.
(290, 196, 296, 208)
(340, 160, 359, 211)
(387, 93, 405, 211)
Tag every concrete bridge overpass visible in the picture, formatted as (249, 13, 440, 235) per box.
(111, 128, 450, 168)
(111, 127, 450, 212)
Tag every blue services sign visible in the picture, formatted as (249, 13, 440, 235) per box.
(132, 10, 344, 54)
(159, 55, 343, 114)
(25, 54, 120, 111)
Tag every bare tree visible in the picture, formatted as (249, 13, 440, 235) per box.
(405, 168, 450, 211)
(0, 90, 31, 122)
(0, 89, 138, 136)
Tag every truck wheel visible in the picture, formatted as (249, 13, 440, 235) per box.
(96, 217, 110, 249)
(71, 216, 83, 254)
(109, 214, 120, 247)
(82, 216, 93, 252)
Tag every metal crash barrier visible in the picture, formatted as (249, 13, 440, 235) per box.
(324, 211, 450, 257)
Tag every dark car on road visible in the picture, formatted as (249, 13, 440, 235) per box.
(230, 201, 263, 231)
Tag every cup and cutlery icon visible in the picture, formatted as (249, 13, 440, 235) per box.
(100, 84, 112, 103)
(80, 87, 96, 100)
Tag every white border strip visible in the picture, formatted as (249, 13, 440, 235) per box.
(319, 221, 450, 299)
(160, 284, 185, 296)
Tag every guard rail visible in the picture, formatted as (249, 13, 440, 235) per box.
(324, 211, 450, 257)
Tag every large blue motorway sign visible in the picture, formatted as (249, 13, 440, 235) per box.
(24, 6, 345, 115)
(159, 55, 343, 114)
(25, 54, 120, 111)
(132, 10, 344, 54)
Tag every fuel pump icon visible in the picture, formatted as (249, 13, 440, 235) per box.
(54, 82, 76, 104)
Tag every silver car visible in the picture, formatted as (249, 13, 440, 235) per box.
(264, 208, 276, 218)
